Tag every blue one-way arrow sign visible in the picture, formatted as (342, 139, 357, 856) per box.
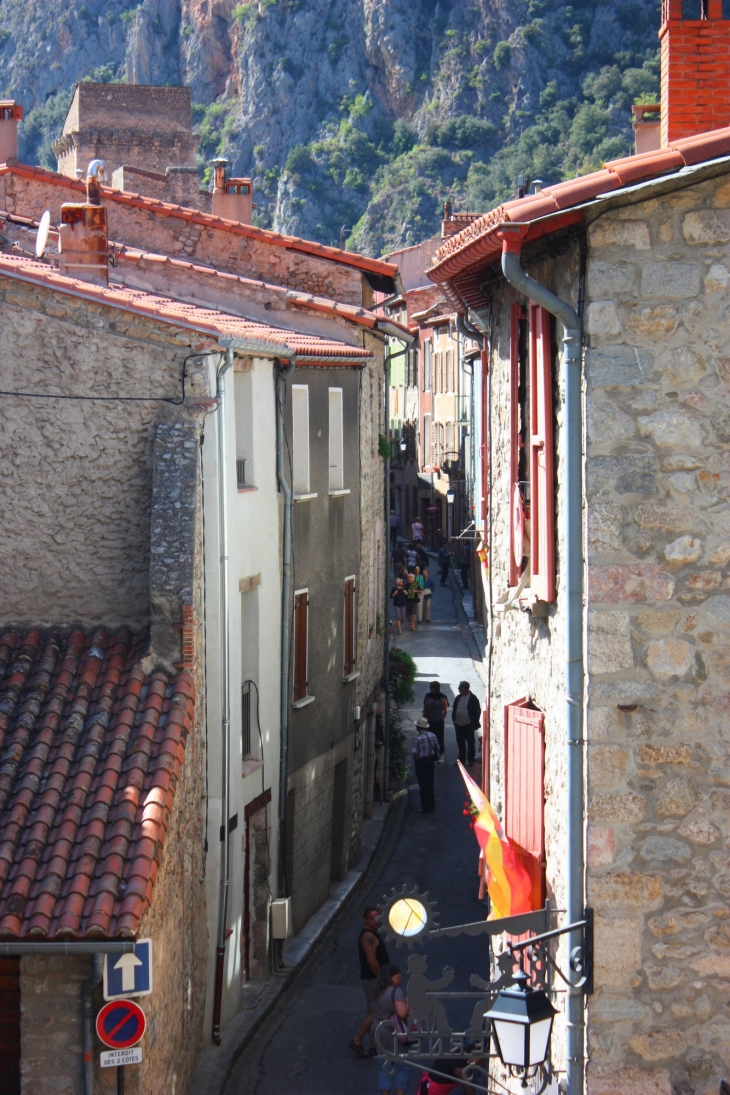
(103, 939, 153, 1000)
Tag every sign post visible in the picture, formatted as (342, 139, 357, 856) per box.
(96, 999, 146, 1095)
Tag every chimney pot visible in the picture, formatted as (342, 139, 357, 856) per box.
(58, 160, 110, 286)
(0, 100, 23, 165)
(211, 159, 253, 224)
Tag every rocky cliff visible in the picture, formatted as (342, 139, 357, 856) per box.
(0, 0, 660, 253)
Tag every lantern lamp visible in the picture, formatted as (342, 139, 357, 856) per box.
(485, 970, 557, 1071)
(446, 488, 455, 504)
(399, 435, 407, 453)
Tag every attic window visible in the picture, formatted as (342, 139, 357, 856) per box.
(681, 0, 706, 18)
(227, 182, 250, 195)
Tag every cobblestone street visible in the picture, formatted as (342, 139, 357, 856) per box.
(226, 576, 486, 1095)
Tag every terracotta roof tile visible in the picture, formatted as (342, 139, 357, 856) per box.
(1, 163, 397, 281)
(0, 254, 374, 365)
(429, 123, 730, 284)
(0, 627, 194, 939)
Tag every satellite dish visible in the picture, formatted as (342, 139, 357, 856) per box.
(35, 210, 51, 259)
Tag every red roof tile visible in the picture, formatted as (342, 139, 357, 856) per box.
(0, 254, 373, 364)
(429, 124, 730, 284)
(0, 163, 397, 283)
(0, 627, 194, 939)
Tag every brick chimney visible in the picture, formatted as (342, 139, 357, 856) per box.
(58, 161, 109, 286)
(211, 158, 253, 224)
(632, 104, 662, 153)
(660, 0, 730, 145)
(0, 101, 22, 164)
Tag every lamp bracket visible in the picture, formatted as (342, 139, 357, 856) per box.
(508, 908, 593, 995)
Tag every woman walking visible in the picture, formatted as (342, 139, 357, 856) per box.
(390, 579, 408, 636)
(405, 573, 420, 632)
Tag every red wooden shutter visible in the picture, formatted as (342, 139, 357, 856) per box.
(508, 303, 521, 587)
(293, 592, 309, 701)
(480, 348, 489, 523)
(504, 701, 546, 911)
(529, 304, 556, 603)
(344, 578, 355, 676)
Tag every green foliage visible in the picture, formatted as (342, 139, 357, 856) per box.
(389, 648, 417, 706)
(18, 87, 74, 169)
(231, 3, 256, 24)
(120, 5, 141, 28)
(388, 715, 410, 783)
(493, 41, 511, 70)
(378, 434, 392, 460)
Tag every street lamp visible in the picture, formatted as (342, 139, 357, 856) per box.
(399, 435, 407, 454)
(446, 488, 455, 504)
(485, 970, 557, 1076)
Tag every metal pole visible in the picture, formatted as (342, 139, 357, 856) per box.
(117, 1066, 124, 1095)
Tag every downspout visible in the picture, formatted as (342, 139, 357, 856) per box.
(212, 346, 234, 1045)
(276, 358, 296, 941)
(82, 954, 104, 1095)
(456, 312, 484, 349)
(499, 226, 585, 1095)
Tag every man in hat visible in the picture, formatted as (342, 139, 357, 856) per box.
(412, 717, 440, 813)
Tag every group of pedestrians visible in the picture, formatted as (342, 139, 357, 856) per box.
(412, 681, 480, 814)
(390, 567, 434, 635)
(349, 907, 480, 1094)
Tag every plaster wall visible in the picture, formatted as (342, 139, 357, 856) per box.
(201, 354, 281, 1033)
(0, 173, 367, 305)
(0, 276, 210, 629)
(583, 177, 730, 1095)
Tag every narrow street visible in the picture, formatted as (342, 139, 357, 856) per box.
(226, 576, 486, 1095)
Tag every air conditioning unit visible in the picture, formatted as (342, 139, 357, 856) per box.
(271, 897, 292, 940)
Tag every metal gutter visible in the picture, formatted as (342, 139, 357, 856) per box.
(0, 941, 133, 955)
(499, 225, 585, 1095)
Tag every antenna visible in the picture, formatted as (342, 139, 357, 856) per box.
(35, 210, 51, 259)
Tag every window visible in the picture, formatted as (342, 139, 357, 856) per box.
(328, 387, 344, 491)
(293, 590, 309, 702)
(529, 304, 556, 603)
(406, 346, 419, 388)
(234, 371, 254, 487)
(682, 0, 705, 16)
(423, 413, 432, 466)
(504, 700, 545, 912)
(292, 385, 310, 495)
(242, 681, 252, 759)
(445, 348, 454, 393)
(423, 340, 432, 391)
(434, 351, 443, 394)
(343, 576, 357, 677)
(445, 420, 454, 463)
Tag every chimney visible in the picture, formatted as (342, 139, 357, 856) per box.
(58, 160, 109, 286)
(210, 158, 253, 224)
(632, 104, 662, 153)
(0, 101, 22, 165)
(660, 0, 730, 145)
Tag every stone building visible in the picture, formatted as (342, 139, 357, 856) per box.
(427, 6, 730, 1094)
(0, 110, 403, 1080)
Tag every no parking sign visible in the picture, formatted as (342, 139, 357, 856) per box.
(96, 1000, 146, 1050)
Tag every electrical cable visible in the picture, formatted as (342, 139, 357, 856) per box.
(0, 349, 215, 406)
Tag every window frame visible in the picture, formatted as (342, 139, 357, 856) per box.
(529, 304, 556, 603)
(292, 384, 311, 496)
(343, 575, 357, 679)
(292, 588, 311, 705)
(328, 386, 345, 493)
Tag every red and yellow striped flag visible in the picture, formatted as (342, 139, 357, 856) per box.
(458, 761, 533, 920)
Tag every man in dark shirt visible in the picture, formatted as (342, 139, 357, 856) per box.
(452, 681, 481, 767)
(349, 906, 390, 1057)
(423, 680, 448, 760)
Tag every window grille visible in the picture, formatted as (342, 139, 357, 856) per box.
(242, 682, 252, 759)
(236, 459, 247, 488)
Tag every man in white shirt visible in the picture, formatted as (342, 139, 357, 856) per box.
(412, 516, 424, 542)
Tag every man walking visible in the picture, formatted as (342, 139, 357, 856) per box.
(452, 681, 481, 768)
(390, 509, 400, 548)
(412, 716, 440, 813)
(423, 680, 448, 759)
(438, 543, 452, 586)
(421, 568, 435, 622)
(349, 906, 390, 1057)
(412, 515, 424, 542)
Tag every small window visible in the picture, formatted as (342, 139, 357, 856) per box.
(406, 346, 419, 388)
(343, 576, 356, 677)
(236, 459, 247, 489)
(445, 349, 454, 393)
(423, 341, 432, 391)
(682, 0, 704, 16)
(723, 0, 730, 17)
(328, 387, 344, 491)
(292, 385, 310, 495)
(234, 371, 254, 487)
(242, 681, 252, 759)
(293, 590, 309, 702)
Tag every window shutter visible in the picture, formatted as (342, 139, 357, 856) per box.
(508, 304, 521, 587)
(293, 592, 309, 701)
(529, 304, 556, 602)
(480, 348, 489, 523)
(328, 387, 344, 491)
(504, 701, 545, 911)
(344, 578, 356, 676)
(423, 413, 432, 466)
(292, 385, 310, 495)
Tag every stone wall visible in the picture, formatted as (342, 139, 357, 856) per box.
(0, 274, 212, 629)
(19, 954, 88, 1095)
(485, 248, 580, 1078)
(584, 176, 730, 1094)
(0, 173, 368, 306)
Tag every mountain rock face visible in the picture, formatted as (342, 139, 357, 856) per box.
(0, 0, 661, 253)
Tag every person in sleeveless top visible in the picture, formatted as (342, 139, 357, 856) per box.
(348, 906, 390, 1058)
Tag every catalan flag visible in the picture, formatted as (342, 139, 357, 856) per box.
(458, 762, 533, 920)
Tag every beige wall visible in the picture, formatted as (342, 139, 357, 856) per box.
(584, 177, 730, 1094)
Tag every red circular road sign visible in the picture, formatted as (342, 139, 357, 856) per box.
(96, 1000, 146, 1049)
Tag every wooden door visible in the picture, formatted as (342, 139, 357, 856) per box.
(0, 957, 20, 1095)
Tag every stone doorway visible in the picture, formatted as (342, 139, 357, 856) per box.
(243, 790, 271, 983)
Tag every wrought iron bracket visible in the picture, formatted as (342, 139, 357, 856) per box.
(508, 907, 593, 995)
